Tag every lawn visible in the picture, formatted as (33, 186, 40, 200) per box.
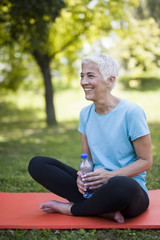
(0, 83, 160, 239)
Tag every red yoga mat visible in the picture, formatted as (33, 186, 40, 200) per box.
(0, 190, 160, 229)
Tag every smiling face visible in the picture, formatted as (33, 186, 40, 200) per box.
(80, 61, 109, 102)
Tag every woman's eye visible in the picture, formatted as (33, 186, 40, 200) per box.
(88, 75, 94, 78)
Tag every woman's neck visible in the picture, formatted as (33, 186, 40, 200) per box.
(94, 95, 121, 115)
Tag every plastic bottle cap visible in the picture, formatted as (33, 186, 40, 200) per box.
(81, 153, 88, 159)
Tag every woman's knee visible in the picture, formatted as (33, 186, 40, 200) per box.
(28, 156, 44, 177)
(107, 176, 141, 198)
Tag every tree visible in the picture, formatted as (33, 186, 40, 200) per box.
(0, 0, 138, 125)
(0, 0, 65, 125)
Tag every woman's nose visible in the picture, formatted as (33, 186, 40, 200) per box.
(81, 76, 88, 85)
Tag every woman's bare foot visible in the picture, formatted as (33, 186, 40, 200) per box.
(100, 211, 124, 224)
(114, 211, 124, 223)
(40, 201, 124, 223)
(40, 200, 73, 215)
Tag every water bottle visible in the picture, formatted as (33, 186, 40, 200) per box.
(79, 153, 93, 199)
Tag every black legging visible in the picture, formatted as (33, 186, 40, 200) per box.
(28, 156, 149, 218)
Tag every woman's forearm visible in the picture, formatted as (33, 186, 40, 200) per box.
(112, 157, 152, 178)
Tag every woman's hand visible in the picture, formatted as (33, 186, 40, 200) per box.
(77, 171, 87, 195)
(77, 168, 116, 192)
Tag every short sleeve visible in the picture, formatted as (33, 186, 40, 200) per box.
(78, 109, 86, 134)
(127, 105, 150, 141)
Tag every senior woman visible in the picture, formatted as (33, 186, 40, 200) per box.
(28, 53, 153, 223)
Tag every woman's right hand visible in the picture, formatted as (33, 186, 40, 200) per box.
(77, 171, 86, 195)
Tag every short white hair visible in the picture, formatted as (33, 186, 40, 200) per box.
(81, 52, 119, 89)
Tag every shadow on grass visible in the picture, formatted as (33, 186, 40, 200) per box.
(0, 100, 81, 191)
(0, 119, 80, 192)
(0, 101, 44, 126)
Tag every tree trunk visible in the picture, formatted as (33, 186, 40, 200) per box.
(32, 50, 57, 125)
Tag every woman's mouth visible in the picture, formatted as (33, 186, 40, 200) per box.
(84, 87, 93, 92)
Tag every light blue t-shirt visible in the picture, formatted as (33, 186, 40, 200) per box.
(78, 99, 150, 194)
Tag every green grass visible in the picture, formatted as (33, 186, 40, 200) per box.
(0, 84, 160, 239)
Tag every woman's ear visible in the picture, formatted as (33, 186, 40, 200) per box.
(106, 76, 116, 88)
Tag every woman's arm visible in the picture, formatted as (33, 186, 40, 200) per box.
(81, 134, 153, 191)
(114, 134, 153, 177)
(80, 133, 92, 161)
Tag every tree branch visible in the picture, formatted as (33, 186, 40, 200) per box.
(51, 23, 90, 58)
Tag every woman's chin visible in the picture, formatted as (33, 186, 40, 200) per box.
(85, 96, 93, 101)
(85, 94, 93, 101)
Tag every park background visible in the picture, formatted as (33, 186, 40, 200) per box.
(0, 0, 160, 239)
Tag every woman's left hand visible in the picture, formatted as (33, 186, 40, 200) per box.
(81, 168, 116, 190)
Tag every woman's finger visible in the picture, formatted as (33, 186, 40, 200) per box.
(82, 175, 101, 183)
(77, 176, 87, 194)
(84, 179, 104, 188)
(77, 171, 82, 177)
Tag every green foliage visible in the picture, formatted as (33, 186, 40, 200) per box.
(0, 44, 41, 91)
(47, 0, 140, 86)
(0, 0, 65, 52)
(118, 18, 160, 75)
(0, 0, 140, 92)
(117, 0, 160, 85)
(0, 0, 65, 92)
(1, 0, 160, 124)
(0, 48, 27, 91)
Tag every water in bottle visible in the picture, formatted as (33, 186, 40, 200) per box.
(79, 153, 93, 199)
